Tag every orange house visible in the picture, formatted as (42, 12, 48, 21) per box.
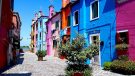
(61, 0, 71, 43)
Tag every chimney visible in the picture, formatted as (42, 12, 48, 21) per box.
(49, 5, 54, 18)
(35, 13, 38, 20)
(39, 10, 43, 17)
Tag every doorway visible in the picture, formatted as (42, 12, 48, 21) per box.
(90, 33, 101, 66)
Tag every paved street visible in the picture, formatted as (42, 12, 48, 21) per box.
(1, 52, 126, 76)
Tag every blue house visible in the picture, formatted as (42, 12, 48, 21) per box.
(70, 0, 116, 67)
(37, 11, 48, 51)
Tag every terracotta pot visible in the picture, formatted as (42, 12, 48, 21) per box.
(60, 55, 65, 59)
(38, 56, 43, 61)
(73, 72, 83, 76)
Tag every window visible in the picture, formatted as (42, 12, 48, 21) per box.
(40, 32, 41, 40)
(117, 31, 129, 44)
(55, 21, 59, 29)
(68, 16, 70, 26)
(60, 21, 62, 30)
(90, 0, 99, 20)
(36, 23, 38, 31)
(73, 11, 78, 26)
(90, 35, 99, 45)
(53, 40, 57, 48)
(40, 20, 42, 28)
(0, 0, 2, 23)
(40, 44, 41, 50)
(116, 30, 129, 50)
(36, 34, 38, 41)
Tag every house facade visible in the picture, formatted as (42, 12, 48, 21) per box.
(0, 0, 14, 69)
(46, 5, 61, 56)
(9, 12, 21, 65)
(60, 0, 71, 44)
(31, 13, 38, 53)
(37, 11, 48, 51)
(31, 11, 48, 53)
(70, 0, 117, 66)
(116, 0, 135, 60)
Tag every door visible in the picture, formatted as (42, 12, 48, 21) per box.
(90, 33, 100, 65)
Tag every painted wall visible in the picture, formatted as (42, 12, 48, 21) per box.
(70, 1, 81, 40)
(46, 5, 61, 56)
(116, 0, 135, 60)
(51, 13, 61, 57)
(61, 6, 70, 30)
(85, 0, 116, 66)
(46, 6, 54, 56)
(70, 0, 116, 66)
(0, 0, 13, 69)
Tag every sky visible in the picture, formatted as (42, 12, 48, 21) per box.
(14, 0, 62, 46)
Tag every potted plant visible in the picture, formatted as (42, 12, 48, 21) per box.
(64, 33, 92, 76)
(36, 50, 46, 61)
(116, 43, 128, 56)
(58, 42, 70, 59)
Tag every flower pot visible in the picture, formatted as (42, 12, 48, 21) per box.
(38, 56, 43, 61)
(73, 72, 83, 76)
(60, 55, 66, 59)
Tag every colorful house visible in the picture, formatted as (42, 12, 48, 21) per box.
(31, 11, 48, 53)
(10, 12, 21, 65)
(0, 0, 14, 69)
(37, 11, 48, 51)
(31, 13, 38, 53)
(46, 5, 61, 56)
(60, 0, 71, 44)
(116, 0, 135, 60)
(70, 0, 117, 66)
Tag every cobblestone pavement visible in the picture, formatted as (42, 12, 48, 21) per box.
(1, 52, 128, 76)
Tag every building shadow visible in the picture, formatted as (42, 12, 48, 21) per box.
(0, 53, 24, 74)
(1, 73, 31, 76)
(17, 53, 24, 64)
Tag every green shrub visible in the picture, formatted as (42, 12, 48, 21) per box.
(83, 68, 92, 76)
(115, 43, 128, 50)
(118, 55, 128, 61)
(65, 69, 73, 76)
(103, 62, 112, 70)
(36, 50, 46, 57)
(110, 60, 135, 75)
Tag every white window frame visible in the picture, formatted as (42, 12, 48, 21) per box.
(0, 0, 2, 23)
(117, 30, 128, 33)
(90, 0, 99, 21)
(73, 10, 79, 26)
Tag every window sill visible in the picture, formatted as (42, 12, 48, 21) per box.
(73, 24, 78, 27)
(90, 17, 99, 21)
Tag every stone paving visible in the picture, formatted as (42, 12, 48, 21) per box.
(1, 52, 128, 76)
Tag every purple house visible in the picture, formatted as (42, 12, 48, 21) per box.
(116, 0, 135, 60)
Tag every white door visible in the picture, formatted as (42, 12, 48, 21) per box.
(90, 33, 100, 65)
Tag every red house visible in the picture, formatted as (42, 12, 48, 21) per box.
(0, 0, 14, 69)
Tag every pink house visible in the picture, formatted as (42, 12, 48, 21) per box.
(46, 5, 61, 56)
(116, 0, 135, 60)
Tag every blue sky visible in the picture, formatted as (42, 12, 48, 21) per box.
(14, 0, 62, 46)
